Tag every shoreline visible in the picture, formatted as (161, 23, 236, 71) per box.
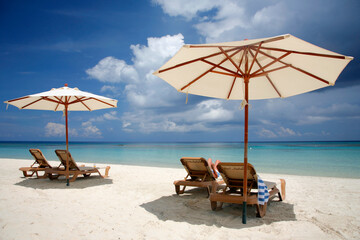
(1, 158, 360, 239)
(5, 157, 360, 180)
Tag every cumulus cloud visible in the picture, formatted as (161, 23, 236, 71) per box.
(256, 126, 299, 138)
(81, 121, 101, 137)
(45, 122, 78, 137)
(86, 56, 139, 83)
(120, 99, 237, 133)
(89, 111, 119, 122)
(87, 34, 184, 109)
(100, 85, 117, 93)
(152, 0, 219, 20)
(153, 0, 292, 42)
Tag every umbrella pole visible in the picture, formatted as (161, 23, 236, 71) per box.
(242, 77, 249, 224)
(65, 103, 70, 186)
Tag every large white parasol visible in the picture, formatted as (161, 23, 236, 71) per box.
(154, 34, 353, 223)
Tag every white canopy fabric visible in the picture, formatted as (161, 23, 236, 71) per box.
(154, 34, 353, 100)
(5, 85, 117, 111)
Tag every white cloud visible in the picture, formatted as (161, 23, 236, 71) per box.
(86, 56, 138, 83)
(81, 121, 101, 137)
(87, 34, 184, 109)
(89, 111, 119, 122)
(152, 0, 218, 20)
(45, 122, 78, 137)
(277, 126, 298, 136)
(103, 111, 119, 120)
(257, 128, 277, 138)
(154, 0, 293, 43)
(120, 99, 237, 134)
(100, 85, 117, 93)
(257, 126, 299, 138)
(45, 122, 65, 136)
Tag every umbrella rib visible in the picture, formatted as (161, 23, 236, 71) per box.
(227, 77, 237, 100)
(257, 49, 331, 85)
(74, 96, 92, 111)
(259, 46, 348, 59)
(252, 65, 290, 78)
(210, 70, 239, 77)
(219, 47, 245, 76)
(21, 96, 62, 109)
(158, 46, 243, 74)
(201, 59, 242, 77)
(180, 49, 243, 91)
(68, 96, 86, 105)
(250, 48, 291, 76)
(87, 97, 117, 108)
(5, 96, 30, 103)
(227, 52, 244, 99)
(248, 42, 263, 73)
(20, 97, 44, 109)
(54, 96, 64, 111)
(248, 49, 282, 98)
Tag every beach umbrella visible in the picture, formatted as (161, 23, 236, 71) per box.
(153, 34, 353, 223)
(4, 84, 118, 186)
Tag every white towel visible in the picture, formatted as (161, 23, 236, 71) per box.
(257, 175, 270, 205)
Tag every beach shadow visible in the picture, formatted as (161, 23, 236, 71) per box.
(140, 189, 296, 229)
(15, 176, 113, 189)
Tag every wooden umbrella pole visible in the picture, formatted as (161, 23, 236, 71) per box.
(243, 76, 249, 224)
(65, 101, 70, 186)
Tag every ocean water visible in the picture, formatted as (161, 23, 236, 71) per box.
(0, 141, 359, 178)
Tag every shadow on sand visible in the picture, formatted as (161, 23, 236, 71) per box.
(15, 176, 113, 189)
(141, 188, 296, 229)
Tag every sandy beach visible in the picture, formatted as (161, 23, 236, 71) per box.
(0, 158, 359, 240)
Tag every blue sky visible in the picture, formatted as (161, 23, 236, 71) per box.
(0, 0, 359, 142)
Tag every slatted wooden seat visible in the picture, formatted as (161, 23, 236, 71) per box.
(209, 162, 286, 218)
(45, 149, 110, 182)
(19, 149, 52, 178)
(174, 157, 224, 196)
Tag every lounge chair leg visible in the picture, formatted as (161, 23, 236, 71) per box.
(22, 171, 36, 177)
(104, 166, 110, 178)
(175, 185, 180, 195)
(256, 203, 267, 218)
(206, 186, 211, 198)
(280, 179, 286, 201)
(175, 185, 186, 195)
(69, 174, 78, 182)
(211, 201, 217, 211)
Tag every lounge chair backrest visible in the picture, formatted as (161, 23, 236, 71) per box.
(217, 162, 258, 189)
(29, 149, 51, 168)
(180, 157, 215, 181)
(55, 149, 80, 170)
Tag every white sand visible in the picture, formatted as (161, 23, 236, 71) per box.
(0, 158, 359, 240)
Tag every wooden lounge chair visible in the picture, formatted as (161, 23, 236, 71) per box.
(209, 162, 286, 218)
(45, 149, 110, 182)
(174, 157, 224, 196)
(19, 149, 52, 178)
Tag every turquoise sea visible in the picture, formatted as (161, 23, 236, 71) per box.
(0, 141, 359, 178)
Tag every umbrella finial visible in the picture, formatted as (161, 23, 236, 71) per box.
(64, 83, 68, 87)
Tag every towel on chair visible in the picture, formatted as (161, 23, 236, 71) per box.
(257, 175, 270, 205)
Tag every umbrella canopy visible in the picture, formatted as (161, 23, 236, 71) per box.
(5, 84, 118, 185)
(154, 34, 352, 100)
(5, 84, 117, 111)
(154, 34, 353, 223)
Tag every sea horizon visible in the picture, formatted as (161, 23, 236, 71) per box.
(1, 140, 359, 179)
